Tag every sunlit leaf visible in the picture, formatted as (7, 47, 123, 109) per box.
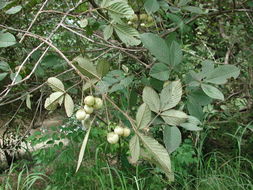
(129, 135, 140, 163)
(0, 32, 16, 47)
(136, 103, 152, 129)
(5, 5, 22, 14)
(64, 94, 74, 117)
(47, 77, 65, 92)
(201, 84, 224, 100)
(139, 133, 174, 181)
(160, 80, 182, 111)
(76, 125, 92, 173)
(142, 86, 160, 113)
(161, 109, 188, 126)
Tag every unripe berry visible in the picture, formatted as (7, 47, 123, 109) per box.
(114, 126, 124, 136)
(107, 132, 119, 144)
(84, 105, 94, 114)
(147, 16, 153, 22)
(140, 14, 148, 20)
(123, 128, 131, 137)
(84, 96, 95, 106)
(84, 114, 90, 120)
(127, 21, 132, 25)
(130, 14, 138, 21)
(93, 97, 103, 109)
(76, 109, 86, 120)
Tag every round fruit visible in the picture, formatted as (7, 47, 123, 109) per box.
(123, 128, 131, 137)
(107, 132, 119, 144)
(84, 114, 90, 120)
(76, 109, 86, 120)
(140, 14, 148, 20)
(114, 126, 124, 136)
(130, 14, 138, 21)
(147, 16, 153, 22)
(84, 96, 95, 106)
(93, 97, 103, 109)
(84, 105, 94, 114)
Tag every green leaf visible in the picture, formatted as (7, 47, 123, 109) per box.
(163, 126, 182, 154)
(96, 59, 110, 77)
(44, 92, 64, 110)
(103, 24, 114, 40)
(161, 109, 188, 126)
(180, 115, 202, 131)
(182, 6, 204, 14)
(139, 133, 174, 181)
(0, 61, 10, 71)
(142, 86, 160, 113)
(140, 33, 169, 65)
(114, 24, 141, 46)
(73, 56, 100, 79)
(0, 72, 8, 81)
(64, 94, 74, 117)
(5, 5, 22, 14)
(0, 1, 8, 10)
(149, 63, 170, 81)
(188, 89, 212, 106)
(10, 72, 22, 83)
(204, 65, 240, 84)
(26, 94, 32, 109)
(129, 135, 140, 163)
(47, 77, 65, 92)
(187, 97, 204, 120)
(96, 70, 133, 94)
(169, 41, 182, 66)
(144, 0, 160, 14)
(201, 84, 224, 101)
(177, 0, 191, 7)
(160, 80, 182, 111)
(103, 0, 134, 18)
(201, 60, 215, 77)
(83, 78, 99, 91)
(76, 125, 92, 173)
(180, 122, 202, 131)
(136, 103, 152, 129)
(0, 32, 16, 47)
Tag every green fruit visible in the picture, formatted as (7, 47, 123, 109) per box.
(107, 132, 119, 144)
(130, 14, 138, 21)
(76, 109, 86, 120)
(123, 128, 131, 137)
(147, 16, 153, 22)
(84, 105, 94, 114)
(84, 114, 90, 120)
(84, 96, 95, 106)
(114, 126, 124, 136)
(93, 97, 103, 109)
(140, 14, 148, 20)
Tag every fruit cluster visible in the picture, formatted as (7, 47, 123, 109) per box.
(127, 13, 154, 27)
(107, 126, 131, 144)
(75, 96, 103, 121)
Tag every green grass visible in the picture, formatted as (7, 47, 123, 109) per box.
(1, 124, 252, 190)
